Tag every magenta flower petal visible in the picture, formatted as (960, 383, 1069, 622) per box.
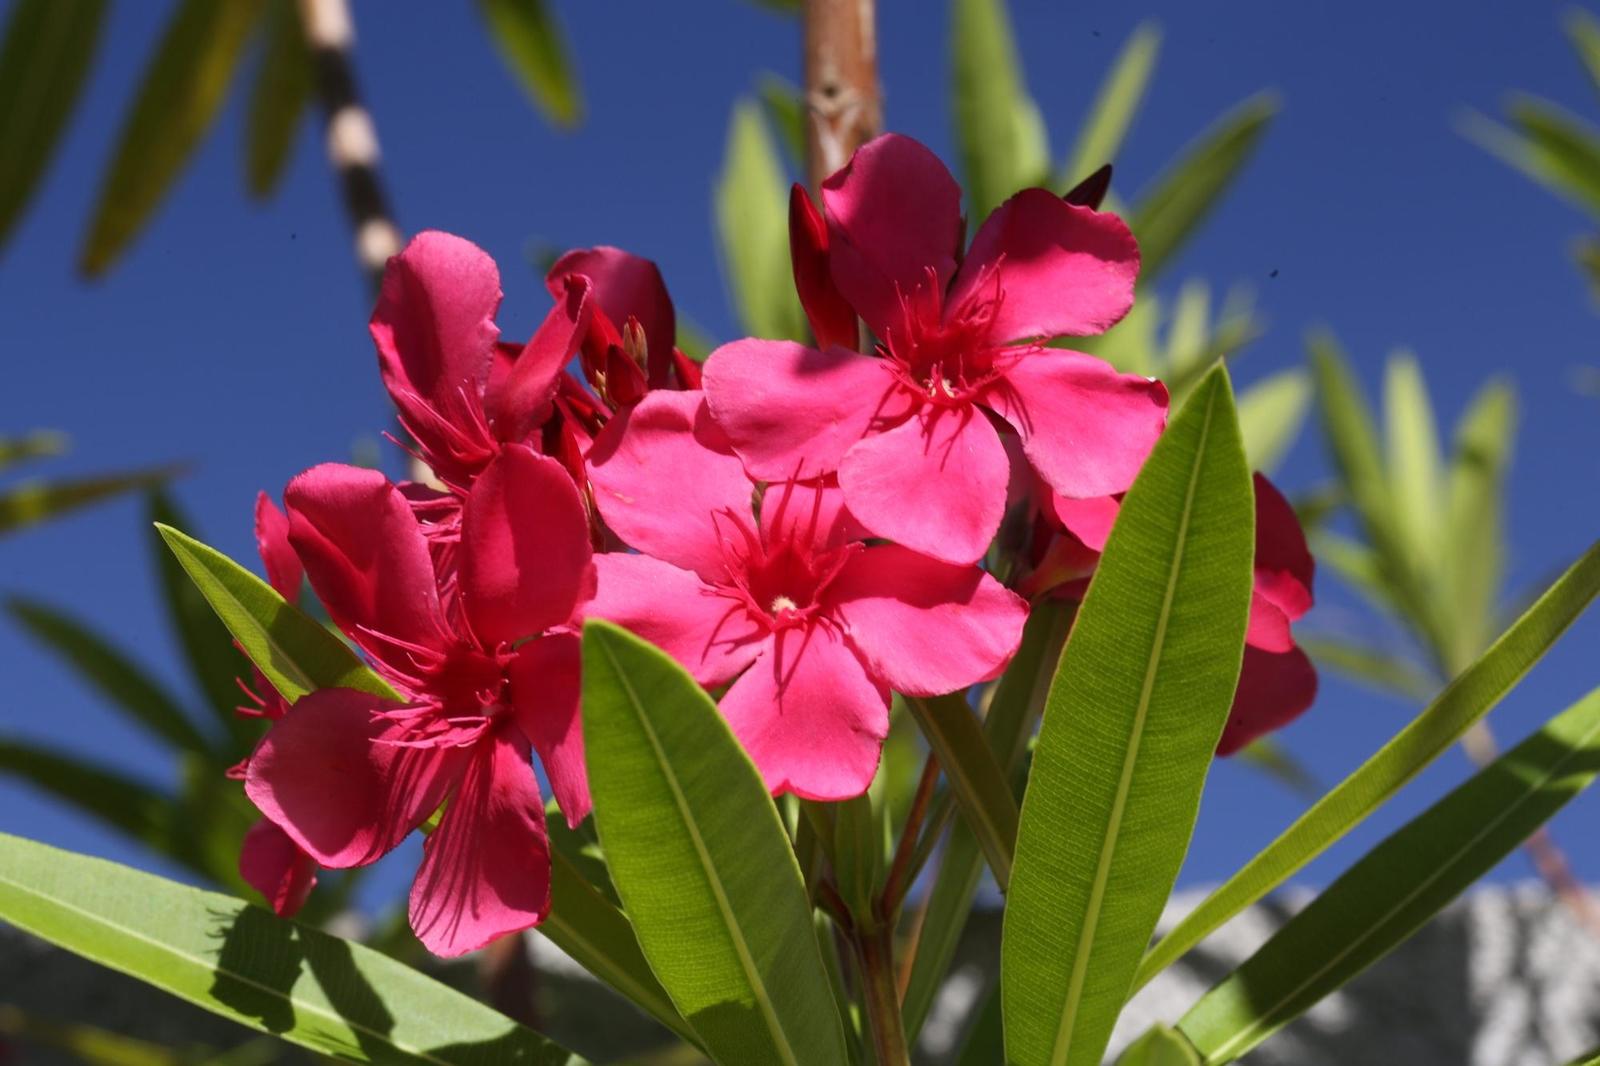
(987, 351, 1168, 500)
(285, 464, 453, 669)
(718, 626, 888, 801)
(547, 246, 676, 386)
(1045, 492, 1121, 553)
(245, 688, 467, 868)
(485, 274, 592, 444)
(703, 340, 905, 481)
(760, 477, 868, 552)
(253, 491, 302, 601)
(1218, 644, 1319, 756)
(950, 188, 1139, 341)
(409, 733, 551, 957)
(830, 544, 1028, 696)
(789, 184, 859, 351)
(821, 133, 963, 338)
(461, 445, 594, 648)
(238, 818, 317, 918)
(588, 391, 756, 581)
(838, 406, 1009, 564)
(1252, 473, 1315, 623)
(1245, 591, 1296, 653)
(509, 632, 590, 827)
(588, 553, 765, 686)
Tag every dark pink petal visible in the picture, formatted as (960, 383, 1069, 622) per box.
(718, 625, 888, 800)
(245, 688, 467, 868)
(372, 231, 501, 413)
(239, 818, 317, 917)
(987, 350, 1168, 500)
(284, 464, 453, 667)
(1253, 473, 1315, 623)
(486, 274, 593, 444)
(409, 732, 551, 957)
(760, 476, 868, 552)
(547, 246, 676, 387)
(838, 406, 1009, 565)
(821, 134, 963, 338)
(588, 553, 765, 686)
(588, 391, 756, 581)
(950, 189, 1139, 341)
(1218, 645, 1318, 756)
(1046, 491, 1121, 553)
(509, 632, 589, 827)
(829, 545, 1028, 696)
(461, 445, 595, 648)
(254, 492, 302, 601)
(1245, 591, 1296, 653)
(789, 184, 858, 350)
(702, 340, 906, 481)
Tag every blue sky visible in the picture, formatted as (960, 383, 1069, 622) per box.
(5, 0, 1600, 907)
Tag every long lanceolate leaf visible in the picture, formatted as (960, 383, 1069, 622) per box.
(476, 0, 584, 128)
(0, 465, 180, 536)
(0, 833, 587, 1065)
(1136, 537, 1600, 989)
(716, 99, 806, 342)
(1002, 367, 1256, 1066)
(581, 621, 849, 1066)
(0, 0, 106, 253)
(904, 692, 1019, 890)
(1178, 686, 1600, 1064)
(1060, 22, 1161, 189)
(155, 524, 398, 703)
(951, 0, 1049, 220)
(243, 0, 311, 199)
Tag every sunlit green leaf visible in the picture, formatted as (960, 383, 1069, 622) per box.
(1383, 351, 1443, 594)
(905, 692, 1019, 890)
(476, 0, 583, 128)
(1236, 367, 1311, 475)
(1116, 1025, 1202, 1066)
(1062, 22, 1161, 189)
(243, 0, 310, 198)
(715, 99, 806, 341)
(0, 465, 179, 536)
(1441, 378, 1517, 674)
(952, 0, 1050, 219)
(1465, 96, 1600, 222)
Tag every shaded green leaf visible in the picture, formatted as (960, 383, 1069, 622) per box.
(757, 74, 807, 169)
(1130, 93, 1277, 282)
(1116, 1025, 1202, 1066)
(1002, 367, 1255, 1066)
(1298, 634, 1436, 702)
(0, 465, 180, 536)
(581, 620, 848, 1066)
(715, 99, 806, 341)
(80, 0, 264, 275)
(0, 741, 186, 867)
(0, 0, 106, 252)
(0, 832, 587, 1064)
(243, 0, 311, 198)
(1236, 367, 1311, 475)
(0, 1004, 192, 1066)
(1179, 686, 1600, 1063)
(1567, 9, 1600, 102)
(1136, 537, 1600, 989)
(951, 0, 1049, 219)
(905, 692, 1019, 890)
(476, 0, 583, 128)
(1062, 22, 1161, 189)
(155, 523, 397, 704)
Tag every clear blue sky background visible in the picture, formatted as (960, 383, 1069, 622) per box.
(5, 0, 1600, 908)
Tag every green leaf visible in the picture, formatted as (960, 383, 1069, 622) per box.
(79, 0, 264, 275)
(243, 0, 310, 198)
(7, 596, 213, 755)
(0, 832, 587, 1065)
(1130, 93, 1277, 282)
(1116, 1025, 1202, 1066)
(0, 0, 105, 251)
(905, 693, 1019, 890)
(1298, 634, 1436, 702)
(476, 0, 583, 128)
(1233, 738, 1321, 802)
(757, 74, 807, 169)
(1135, 537, 1600, 990)
(155, 523, 397, 705)
(955, 985, 1003, 1066)
(1236, 367, 1312, 475)
(0, 465, 179, 536)
(951, 0, 1050, 219)
(1179, 685, 1600, 1063)
(1441, 378, 1517, 674)
(1002, 367, 1255, 1066)
(1567, 9, 1600, 102)
(715, 99, 806, 342)
(0, 429, 67, 471)
(1382, 351, 1443, 592)
(1468, 95, 1600, 222)
(581, 620, 849, 1066)
(1061, 22, 1161, 188)
(0, 1004, 192, 1066)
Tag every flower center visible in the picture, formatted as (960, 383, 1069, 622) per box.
(883, 264, 1010, 407)
(709, 506, 856, 634)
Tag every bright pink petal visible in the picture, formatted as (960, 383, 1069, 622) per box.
(372, 231, 500, 412)
(486, 274, 592, 444)
(838, 406, 1009, 565)
(509, 632, 589, 827)
(789, 184, 858, 350)
(829, 545, 1028, 696)
(718, 626, 888, 800)
(587, 391, 756, 581)
(461, 445, 594, 648)
(1046, 492, 1121, 553)
(987, 350, 1168, 499)
(239, 818, 317, 917)
(284, 464, 453, 667)
(1253, 473, 1315, 622)
(702, 340, 909, 481)
(1246, 591, 1296, 653)
(245, 688, 466, 868)
(1218, 645, 1318, 756)
(951, 190, 1139, 341)
(254, 492, 302, 601)
(760, 476, 868, 552)
(587, 553, 765, 686)
(821, 134, 963, 338)
(547, 246, 676, 387)
(409, 732, 551, 957)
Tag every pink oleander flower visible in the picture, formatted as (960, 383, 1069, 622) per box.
(702, 133, 1168, 565)
(1026, 472, 1317, 754)
(584, 389, 1029, 800)
(243, 446, 595, 956)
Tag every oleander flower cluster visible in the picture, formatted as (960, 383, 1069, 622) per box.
(230, 133, 1316, 956)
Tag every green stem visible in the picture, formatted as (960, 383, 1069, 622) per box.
(856, 923, 910, 1066)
